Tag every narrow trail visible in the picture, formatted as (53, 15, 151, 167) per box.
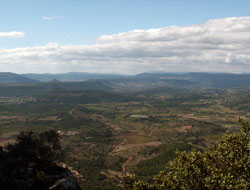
(109, 138, 127, 156)
(122, 157, 133, 173)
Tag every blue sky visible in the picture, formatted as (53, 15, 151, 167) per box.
(1, 0, 249, 48)
(0, 0, 250, 74)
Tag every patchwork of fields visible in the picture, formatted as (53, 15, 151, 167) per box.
(0, 82, 250, 189)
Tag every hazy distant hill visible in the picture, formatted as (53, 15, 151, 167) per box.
(133, 72, 250, 88)
(2, 72, 250, 89)
(0, 80, 112, 97)
(0, 72, 39, 83)
(77, 72, 250, 91)
(23, 72, 124, 82)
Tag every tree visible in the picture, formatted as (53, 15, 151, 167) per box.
(125, 119, 250, 190)
(0, 130, 65, 190)
(6, 130, 63, 165)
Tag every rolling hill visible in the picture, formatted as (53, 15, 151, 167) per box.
(0, 72, 39, 84)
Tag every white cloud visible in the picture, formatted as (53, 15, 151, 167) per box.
(1, 17, 250, 74)
(42, 16, 52, 20)
(0, 31, 25, 38)
(42, 16, 61, 21)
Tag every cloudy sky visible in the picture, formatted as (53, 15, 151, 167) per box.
(0, 0, 250, 74)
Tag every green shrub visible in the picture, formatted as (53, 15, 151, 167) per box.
(125, 119, 250, 190)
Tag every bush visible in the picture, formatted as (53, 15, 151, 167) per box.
(125, 119, 250, 190)
(6, 130, 63, 165)
(0, 130, 66, 190)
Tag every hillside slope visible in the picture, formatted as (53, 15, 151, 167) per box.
(0, 72, 39, 83)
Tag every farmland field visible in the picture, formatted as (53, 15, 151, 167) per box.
(0, 81, 250, 189)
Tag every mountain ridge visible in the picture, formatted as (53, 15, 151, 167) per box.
(0, 72, 39, 84)
(1, 72, 250, 89)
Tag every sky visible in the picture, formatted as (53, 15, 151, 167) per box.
(0, 0, 250, 74)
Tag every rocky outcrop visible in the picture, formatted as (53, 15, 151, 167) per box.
(0, 130, 82, 190)
(49, 168, 81, 190)
(0, 158, 81, 190)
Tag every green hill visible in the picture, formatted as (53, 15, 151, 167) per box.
(0, 72, 39, 84)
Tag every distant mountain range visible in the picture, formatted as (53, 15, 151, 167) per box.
(132, 72, 250, 88)
(0, 72, 39, 83)
(1, 72, 250, 89)
(22, 72, 124, 82)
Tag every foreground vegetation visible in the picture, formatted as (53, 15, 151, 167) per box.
(124, 119, 250, 190)
(0, 130, 80, 190)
